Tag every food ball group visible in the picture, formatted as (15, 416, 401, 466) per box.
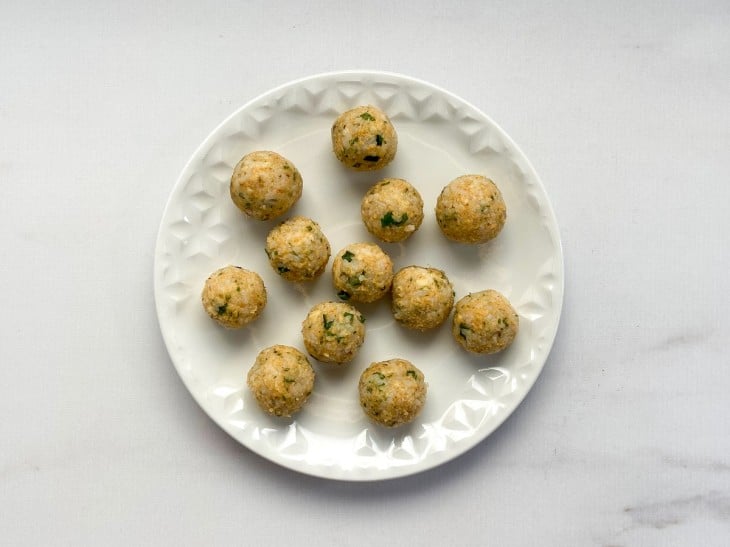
(230, 150, 303, 220)
(301, 301, 366, 364)
(246, 345, 315, 417)
(358, 359, 427, 427)
(331, 105, 397, 171)
(361, 178, 424, 242)
(332, 243, 394, 303)
(201, 265, 267, 328)
(265, 216, 331, 282)
(391, 266, 454, 330)
(435, 175, 507, 244)
(452, 290, 519, 354)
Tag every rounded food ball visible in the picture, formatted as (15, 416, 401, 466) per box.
(435, 175, 506, 243)
(247, 345, 315, 417)
(452, 290, 519, 354)
(230, 150, 302, 220)
(332, 243, 393, 303)
(331, 105, 397, 171)
(265, 216, 331, 282)
(201, 265, 266, 329)
(301, 301, 366, 364)
(361, 178, 424, 242)
(391, 266, 454, 330)
(358, 359, 427, 427)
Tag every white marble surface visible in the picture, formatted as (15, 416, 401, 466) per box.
(1, 1, 728, 545)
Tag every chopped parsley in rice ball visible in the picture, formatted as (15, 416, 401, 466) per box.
(358, 359, 427, 427)
(265, 216, 331, 282)
(332, 242, 394, 303)
(452, 290, 519, 354)
(435, 175, 506, 244)
(230, 150, 302, 220)
(391, 266, 454, 330)
(331, 105, 397, 171)
(361, 178, 424, 242)
(247, 345, 315, 417)
(301, 301, 366, 364)
(201, 265, 266, 329)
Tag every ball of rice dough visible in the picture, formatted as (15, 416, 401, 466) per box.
(331, 105, 397, 171)
(247, 345, 315, 417)
(452, 290, 519, 354)
(358, 359, 427, 427)
(332, 242, 393, 303)
(230, 150, 302, 220)
(361, 178, 424, 242)
(435, 175, 507, 244)
(301, 301, 366, 364)
(265, 216, 331, 282)
(391, 266, 454, 330)
(201, 265, 267, 328)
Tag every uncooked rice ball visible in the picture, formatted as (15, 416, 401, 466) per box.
(358, 359, 427, 427)
(361, 178, 424, 242)
(247, 345, 315, 417)
(265, 216, 331, 282)
(391, 266, 454, 330)
(332, 242, 393, 303)
(435, 175, 506, 244)
(331, 105, 397, 171)
(452, 290, 519, 354)
(230, 150, 302, 220)
(201, 265, 266, 329)
(301, 301, 366, 364)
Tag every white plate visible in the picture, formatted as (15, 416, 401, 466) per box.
(154, 71, 563, 481)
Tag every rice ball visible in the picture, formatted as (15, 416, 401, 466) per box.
(361, 178, 424, 242)
(391, 266, 454, 330)
(301, 301, 366, 364)
(358, 359, 427, 427)
(332, 242, 393, 303)
(435, 175, 506, 244)
(331, 105, 397, 171)
(201, 265, 266, 328)
(265, 216, 331, 282)
(230, 150, 302, 220)
(246, 345, 315, 417)
(452, 290, 519, 354)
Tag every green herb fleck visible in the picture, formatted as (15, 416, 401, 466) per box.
(381, 211, 409, 228)
(406, 370, 418, 380)
(374, 372, 385, 380)
(217, 303, 228, 315)
(284, 377, 296, 384)
(277, 266, 290, 274)
(323, 315, 334, 330)
(358, 314, 365, 323)
(348, 275, 363, 287)
(363, 155, 380, 162)
(360, 112, 375, 121)
(342, 250, 355, 262)
(337, 290, 351, 301)
(375, 134, 384, 146)
(459, 323, 471, 340)
(349, 136, 359, 146)
(306, 225, 313, 232)
(264, 248, 272, 259)
(344, 312, 354, 323)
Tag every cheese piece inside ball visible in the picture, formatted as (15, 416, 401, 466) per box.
(435, 175, 506, 244)
(332, 242, 393, 303)
(247, 345, 315, 417)
(230, 150, 302, 220)
(331, 105, 397, 171)
(265, 216, 331, 282)
(391, 266, 454, 330)
(201, 265, 267, 328)
(361, 178, 424, 242)
(301, 301, 366, 364)
(358, 359, 427, 427)
(452, 290, 519, 354)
